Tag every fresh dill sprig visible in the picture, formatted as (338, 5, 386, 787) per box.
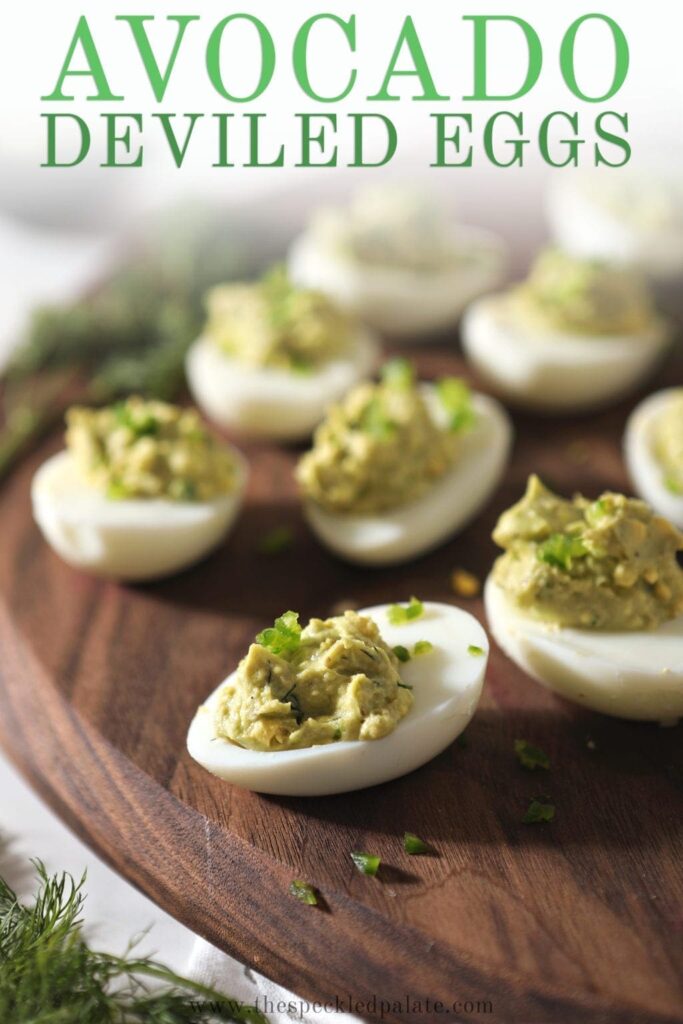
(0, 859, 267, 1023)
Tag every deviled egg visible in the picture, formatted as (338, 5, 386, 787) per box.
(461, 249, 671, 413)
(485, 475, 683, 724)
(547, 173, 683, 303)
(187, 600, 488, 796)
(32, 397, 246, 581)
(625, 387, 683, 527)
(288, 187, 507, 339)
(295, 360, 512, 566)
(185, 266, 378, 441)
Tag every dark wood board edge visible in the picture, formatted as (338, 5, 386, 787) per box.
(1, 599, 679, 1024)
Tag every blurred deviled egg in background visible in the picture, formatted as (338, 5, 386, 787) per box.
(462, 249, 671, 413)
(485, 475, 683, 724)
(32, 398, 246, 581)
(186, 267, 378, 441)
(288, 187, 507, 339)
(296, 359, 512, 565)
(625, 387, 683, 527)
(547, 173, 683, 311)
(187, 599, 488, 796)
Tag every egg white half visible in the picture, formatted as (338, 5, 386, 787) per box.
(185, 329, 379, 441)
(624, 389, 683, 528)
(485, 576, 683, 725)
(288, 226, 507, 340)
(302, 390, 512, 567)
(187, 601, 487, 796)
(31, 448, 247, 581)
(461, 295, 671, 413)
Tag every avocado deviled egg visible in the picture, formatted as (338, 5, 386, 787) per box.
(461, 249, 671, 413)
(484, 475, 683, 724)
(296, 359, 512, 566)
(185, 266, 379, 441)
(32, 397, 246, 581)
(625, 388, 683, 528)
(187, 599, 488, 796)
(288, 186, 507, 339)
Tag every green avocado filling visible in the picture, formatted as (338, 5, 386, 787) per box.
(296, 361, 473, 514)
(652, 389, 683, 495)
(492, 475, 683, 631)
(203, 266, 353, 371)
(66, 397, 236, 501)
(510, 249, 656, 336)
(214, 610, 413, 751)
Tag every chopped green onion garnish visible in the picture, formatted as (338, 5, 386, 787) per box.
(381, 358, 414, 389)
(436, 377, 475, 432)
(514, 739, 550, 771)
(114, 402, 159, 437)
(360, 397, 395, 440)
(289, 880, 318, 905)
(665, 475, 683, 495)
(351, 852, 381, 876)
(468, 644, 485, 657)
(106, 480, 129, 500)
(413, 640, 433, 656)
(522, 798, 555, 824)
(537, 533, 588, 572)
(258, 526, 294, 555)
(397, 681, 413, 690)
(403, 832, 430, 855)
(388, 597, 424, 625)
(393, 645, 411, 663)
(256, 610, 302, 656)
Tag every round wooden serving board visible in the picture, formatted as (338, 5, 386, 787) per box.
(0, 347, 681, 1024)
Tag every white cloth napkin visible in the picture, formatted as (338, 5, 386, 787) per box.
(187, 937, 361, 1024)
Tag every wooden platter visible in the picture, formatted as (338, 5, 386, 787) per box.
(0, 344, 682, 1024)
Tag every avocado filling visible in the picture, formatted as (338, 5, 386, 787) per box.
(204, 266, 353, 372)
(66, 397, 236, 501)
(492, 475, 683, 631)
(510, 249, 656, 336)
(296, 361, 474, 514)
(652, 389, 683, 495)
(214, 610, 413, 751)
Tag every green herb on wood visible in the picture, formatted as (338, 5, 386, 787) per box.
(350, 852, 381, 877)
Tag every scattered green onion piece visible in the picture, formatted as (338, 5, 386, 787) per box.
(468, 644, 485, 657)
(289, 880, 318, 906)
(522, 798, 555, 824)
(403, 832, 430, 855)
(351, 852, 381, 876)
(256, 610, 302, 656)
(413, 640, 433, 656)
(388, 596, 424, 625)
(258, 526, 294, 555)
(360, 397, 395, 440)
(393, 645, 411, 663)
(514, 739, 550, 771)
(435, 377, 475, 432)
(537, 533, 588, 572)
(381, 358, 414, 389)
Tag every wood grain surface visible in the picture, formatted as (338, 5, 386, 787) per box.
(0, 344, 682, 1024)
